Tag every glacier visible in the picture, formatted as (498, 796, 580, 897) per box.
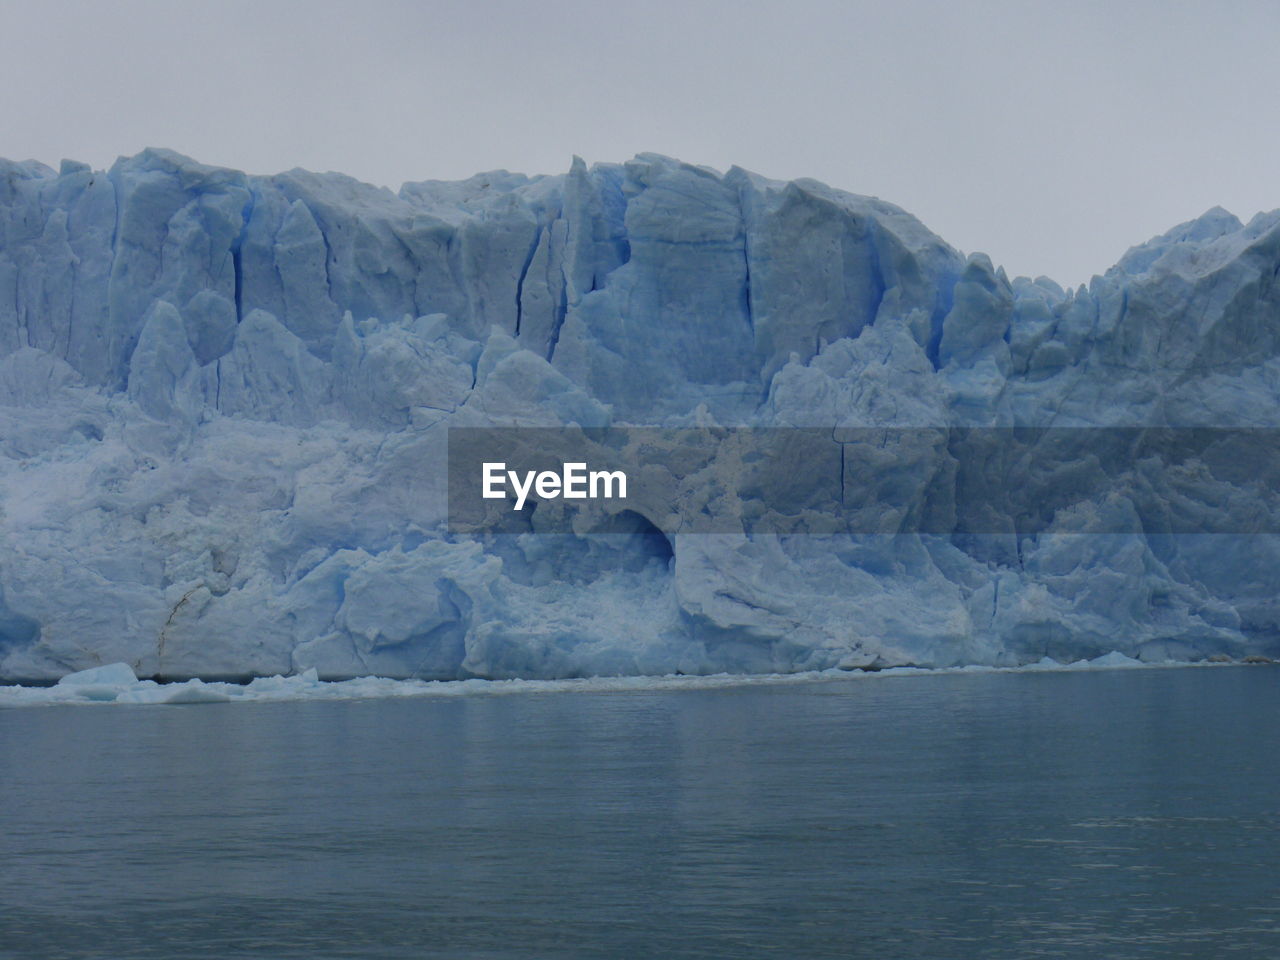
(2, 148, 1280, 682)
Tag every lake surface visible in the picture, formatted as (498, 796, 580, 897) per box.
(2, 666, 1278, 959)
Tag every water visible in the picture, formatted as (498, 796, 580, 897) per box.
(1, 666, 1277, 959)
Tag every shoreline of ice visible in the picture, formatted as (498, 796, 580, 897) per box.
(0, 653, 1265, 709)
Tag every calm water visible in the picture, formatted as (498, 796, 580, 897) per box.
(1, 667, 1278, 959)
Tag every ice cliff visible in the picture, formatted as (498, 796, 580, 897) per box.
(2, 148, 1279, 681)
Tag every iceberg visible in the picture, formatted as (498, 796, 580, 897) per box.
(2, 148, 1279, 682)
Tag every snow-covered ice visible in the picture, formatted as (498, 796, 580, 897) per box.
(2, 149, 1280, 682)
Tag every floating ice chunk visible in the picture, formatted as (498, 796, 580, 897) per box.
(56, 663, 139, 686)
(244, 668, 321, 694)
(114, 684, 172, 705)
(50, 662, 141, 702)
(160, 679, 234, 704)
(1089, 651, 1144, 668)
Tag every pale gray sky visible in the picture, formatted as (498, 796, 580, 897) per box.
(2, 0, 1277, 287)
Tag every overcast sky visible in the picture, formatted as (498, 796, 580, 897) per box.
(2, 0, 1277, 287)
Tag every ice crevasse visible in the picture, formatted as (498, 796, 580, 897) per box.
(2, 148, 1280, 682)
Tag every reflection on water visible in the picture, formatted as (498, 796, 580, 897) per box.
(1, 667, 1277, 959)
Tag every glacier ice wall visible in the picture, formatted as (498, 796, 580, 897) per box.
(2, 148, 1280, 681)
